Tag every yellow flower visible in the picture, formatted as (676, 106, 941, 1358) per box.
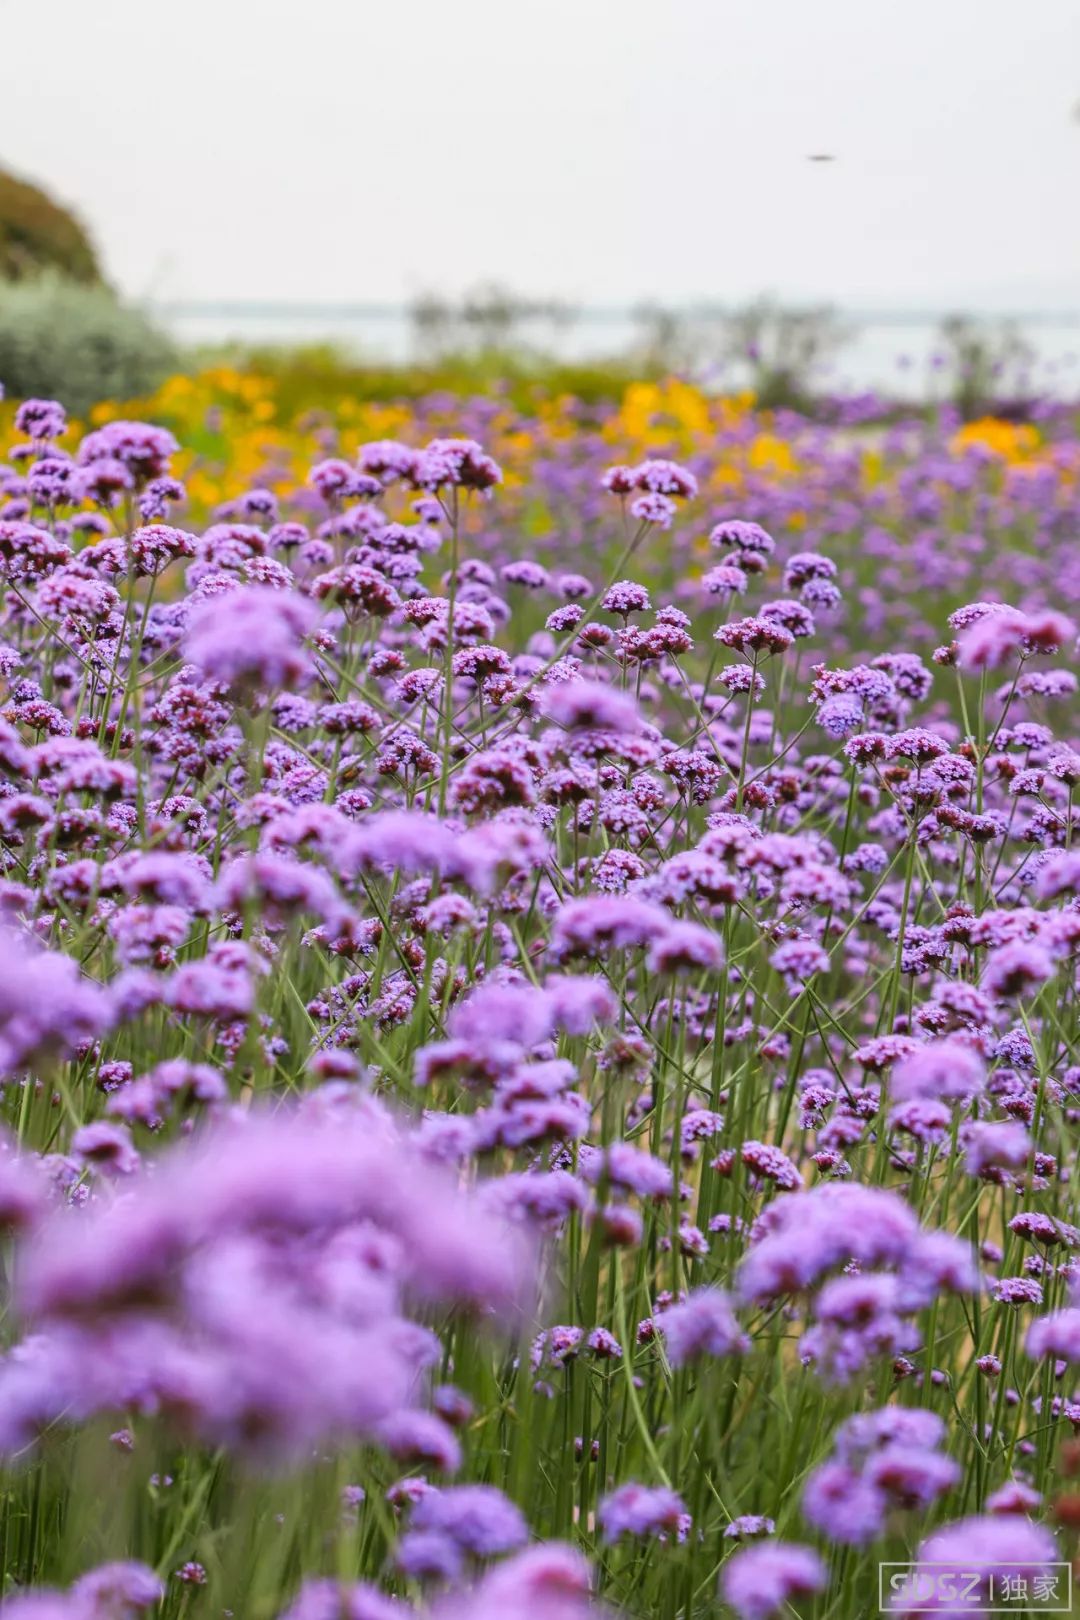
(950, 418, 1040, 463)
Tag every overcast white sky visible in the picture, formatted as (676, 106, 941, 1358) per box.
(2, 0, 1079, 309)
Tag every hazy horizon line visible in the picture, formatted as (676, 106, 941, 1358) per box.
(148, 300, 1080, 326)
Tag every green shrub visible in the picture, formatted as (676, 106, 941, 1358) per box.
(203, 342, 662, 416)
(0, 277, 179, 415)
(0, 169, 102, 284)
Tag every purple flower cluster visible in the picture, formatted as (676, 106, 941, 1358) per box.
(2, 1094, 532, 1463)
(0, 390, 1077, 1619)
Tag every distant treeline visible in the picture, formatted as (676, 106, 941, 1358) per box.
(406, 286, 1052, 415)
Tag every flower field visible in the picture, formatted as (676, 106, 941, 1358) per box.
(0, 372, 1077, 1620)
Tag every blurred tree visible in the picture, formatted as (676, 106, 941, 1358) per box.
(631, 301, 692, 371)
(630, 297, 851, 408)
(937, 315, 1035, 419)
(719, 299, 851, 409)
(409, 284, 577, 359)
(0, 168, 102, 284)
